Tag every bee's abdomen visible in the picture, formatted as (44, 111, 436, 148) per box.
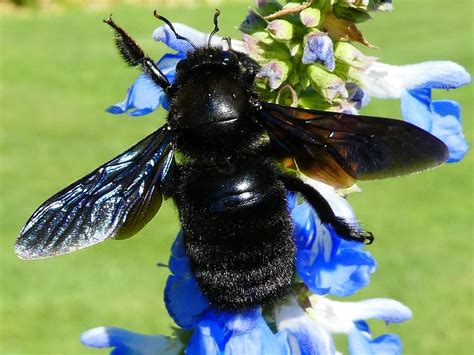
(176, 162, 295, 309)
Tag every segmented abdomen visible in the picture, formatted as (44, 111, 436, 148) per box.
(175, 161, 295, 309)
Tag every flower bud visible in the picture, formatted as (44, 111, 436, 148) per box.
(302, 32, 335, 72)
(333, 4, 372, 23)
(256, 0, 282, 17)
(239, 10, 267, 35)
(247, 35, 293, 62)
(334, 42, 376, 70)
(338, 100, 360, 114)
(300, 8, 321, 28)
(307, 64, 348, 100)
(368, 0, 393, 12)
(298, 90, 332, 110)
(242, 34, 263, 60)
(257, 60, 292, 90)
(340, 0, 369, 9)
(333, 62, 363, 84)
(267, 20, 295, 41)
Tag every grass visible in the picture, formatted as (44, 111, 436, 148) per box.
(0, 1, 472, 353)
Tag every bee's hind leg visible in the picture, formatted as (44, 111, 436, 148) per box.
(279, 173, 373, 244)
(103, 15, 170, 89)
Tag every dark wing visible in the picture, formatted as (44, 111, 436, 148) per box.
(258, 102, 449, 188)
(15, 126, 175, 259)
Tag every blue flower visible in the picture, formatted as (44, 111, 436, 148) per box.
(165, 231, 209, 329)
(305, 295, 412, 355)
(302, 32, 335, 71)
(187, 308, 289, 355)
(275, 297, 336, 355)
(80, 326, 182, 354)
(107, 53, 183, 116)
(257, 60, 291, 90)
(362, 61, 470, 162)
(349, 321, 403, 355)
(81, 295, 411, 355)
(347, 83, 371, 110)
(274, 295, 411, 355)
(401, 88, 468, 162)
(291, 180, 376, 297)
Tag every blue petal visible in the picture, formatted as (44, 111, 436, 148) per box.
(316, 239, 376, 297)
(81, 327, 181, 354)
(353, 321, 403, 355)
(153, 24, 206, 53)
(187, 309, 289, 355)
(401, 88, 468, 162)
(107, 53, 183, 117)
(158, 52, 185, 83)
(276, 298, 338, 354)
(302, 32, 335, 71)
(291, 203, 318, 250)
(430, 100, 468, 162)
(164, 274, 209, 329)
(408, 61, 471, 90)
(257, 61, 288, 90)
(224, 316, 287, 355)
(186, 320, 224, 355)
(347, 83, 371, 109)
(169, 231, 192, 276)
(287, 191, 297, 211)
(354, 320, 370, 333)
(164, 233, 209, 329)
(348, 328, 373, 355)
(400, 88, 432, 131)
(106, 73, 165, 116)
(292, 203, 376, 297)
(153, 23, 247, 54)
(370, 334, 403, 355)
(274, 331, 291, 355)
(280, 319, 335, 355)
(348, 298, 412, 324)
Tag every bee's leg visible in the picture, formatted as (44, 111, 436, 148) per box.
(103, 15, 170, 90)
(280, 173, 373, 244)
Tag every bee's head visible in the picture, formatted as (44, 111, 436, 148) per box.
(156, 10, 262, 156)
(167, 48, 257, 128)
(156, 9, 253, 82)
(173, 47, 240, 76)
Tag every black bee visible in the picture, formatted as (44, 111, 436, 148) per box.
(15, 11, 448, 310)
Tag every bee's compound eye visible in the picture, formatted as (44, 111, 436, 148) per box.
(221, 51, 239, 65)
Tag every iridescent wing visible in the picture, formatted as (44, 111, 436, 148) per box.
(15, 126, 175, 259)
(258, 102, 448, 188)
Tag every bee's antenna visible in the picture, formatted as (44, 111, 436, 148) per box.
(208, 9, 221, 47)
(154, 10, 197, 50)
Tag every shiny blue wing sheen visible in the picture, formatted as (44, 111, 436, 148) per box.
(15, 127, 174, 260)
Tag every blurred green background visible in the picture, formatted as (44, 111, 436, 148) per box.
(0, 0, 472, 354)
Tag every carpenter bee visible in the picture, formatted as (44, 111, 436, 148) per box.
(15, 11, 448, 310)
